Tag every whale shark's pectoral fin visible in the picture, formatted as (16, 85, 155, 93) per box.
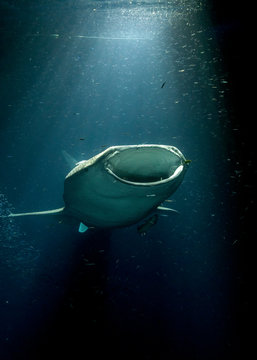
(4, 207, 65, 218)
(157, 206, 179, 214)
(137, 214, 158, 236)
(78, 222, 88, 233)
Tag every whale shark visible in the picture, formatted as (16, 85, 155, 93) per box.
(3, 144, 190, 232)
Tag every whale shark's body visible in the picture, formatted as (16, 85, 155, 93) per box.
(4, 145, 190, 231)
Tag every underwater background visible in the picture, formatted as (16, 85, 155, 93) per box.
(0, 1, 250, 359)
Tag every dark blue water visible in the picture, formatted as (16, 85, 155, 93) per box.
(0, 1, 249, 359)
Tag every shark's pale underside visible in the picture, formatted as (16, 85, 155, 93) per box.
(4, 145, 190, 231)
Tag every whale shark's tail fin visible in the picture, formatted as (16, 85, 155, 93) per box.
(1, 207, 64, 218)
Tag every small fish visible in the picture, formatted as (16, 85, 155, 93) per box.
(79, 138, 85, 141)
(161, 81, 166, 88)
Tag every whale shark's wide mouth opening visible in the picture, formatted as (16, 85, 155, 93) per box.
(105, 146, 184, 185)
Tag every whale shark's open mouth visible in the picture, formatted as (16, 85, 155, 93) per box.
(105, 145, 185, 185)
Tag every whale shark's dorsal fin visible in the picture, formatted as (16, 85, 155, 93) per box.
(62, 150, 78, 169)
